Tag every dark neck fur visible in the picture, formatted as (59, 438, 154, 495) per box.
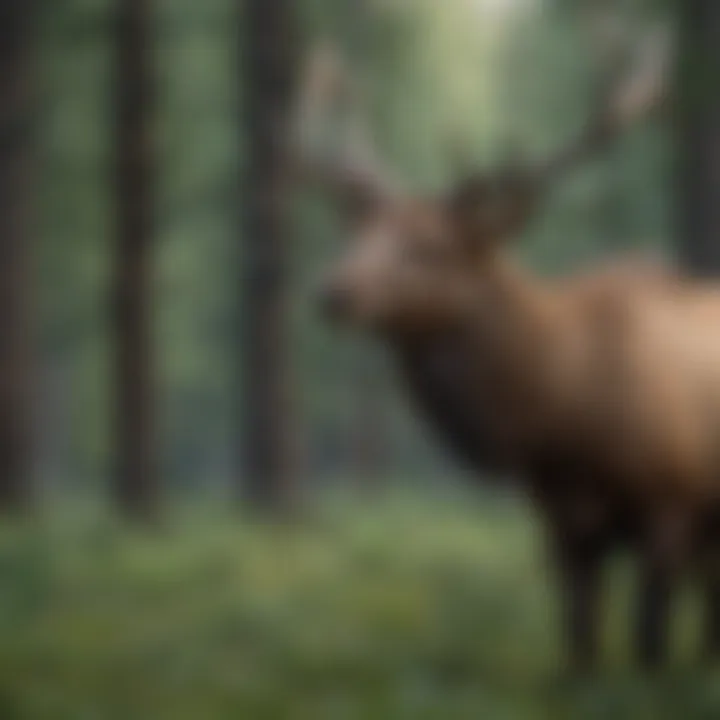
(388, 258, 555, 478)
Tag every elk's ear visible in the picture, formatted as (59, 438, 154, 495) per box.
(449, 170, 540, 249)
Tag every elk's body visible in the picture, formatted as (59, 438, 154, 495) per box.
(401, 259, 720, 499)
(396, 254, 720, 499)
(396, 258, 678, 483)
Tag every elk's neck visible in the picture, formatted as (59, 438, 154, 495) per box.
(393, 256, 562, 473)
(469, 256, 559, 382)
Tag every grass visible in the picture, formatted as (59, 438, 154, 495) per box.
(0, 492, 718, 719)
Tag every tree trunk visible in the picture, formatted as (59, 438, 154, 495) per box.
(113, 0, 157, 520)
(241, 0, 298, 512)
(676, 0, 720, 274)
(342, 0, 390, 494)
(0, 1, 34, 512)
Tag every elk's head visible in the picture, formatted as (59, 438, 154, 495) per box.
(294, 32, 668, 339)
(314, 168, 540, 336)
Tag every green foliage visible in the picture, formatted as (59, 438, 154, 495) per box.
(0, 498, 715, 719)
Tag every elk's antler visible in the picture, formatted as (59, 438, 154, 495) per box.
(291, 42, 397, 206)
(450, 19, 671, 242)
(535, 23, 671, 185)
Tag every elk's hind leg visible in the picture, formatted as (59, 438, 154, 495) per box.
(699, 514, 720, 661)
(703, 567, 720, 661)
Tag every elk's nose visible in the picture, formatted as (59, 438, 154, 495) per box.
(317, 282, 353, 322)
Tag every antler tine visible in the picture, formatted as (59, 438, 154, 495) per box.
(291, 41, 397, 202)
(603, 27, 670, 131)
(535, 22, 671, 187)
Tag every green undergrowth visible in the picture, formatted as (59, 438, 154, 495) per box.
(0, 493, 716, 719)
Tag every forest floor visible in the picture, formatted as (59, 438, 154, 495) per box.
(0, 492, 717, 719)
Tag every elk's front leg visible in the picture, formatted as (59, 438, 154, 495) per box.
(635, 510, 691, 669)
(554, 533, 605, 674)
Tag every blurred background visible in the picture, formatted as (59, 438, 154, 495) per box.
(2, 0, 719, 717)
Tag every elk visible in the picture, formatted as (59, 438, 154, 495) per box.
(293, 31, 720, 671)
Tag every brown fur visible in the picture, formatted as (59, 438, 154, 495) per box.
(318, 189, 720, 670)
